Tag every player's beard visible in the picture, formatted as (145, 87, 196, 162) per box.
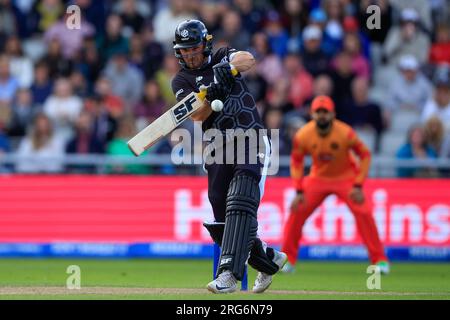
(184, 53, 204, 69)
(316, 119, 332, 130)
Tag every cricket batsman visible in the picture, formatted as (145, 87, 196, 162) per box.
(171, 20, 287, 293)
(281, 95, 390, 274)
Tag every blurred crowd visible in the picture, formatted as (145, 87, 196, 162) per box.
(0, 0, 449, 177)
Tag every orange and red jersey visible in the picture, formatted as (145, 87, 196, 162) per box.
(291, 120, 371, 190)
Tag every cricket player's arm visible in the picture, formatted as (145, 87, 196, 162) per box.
(348, 129, 371, 186)
(190, 51, 255, 121)
(291, 131, 307, 192)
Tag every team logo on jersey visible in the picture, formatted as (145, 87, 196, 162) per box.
(318, 152, 334, 162)
(330, 142, 339, 150)
(180, 29, 189, 38)
(175, 88, 184, 99)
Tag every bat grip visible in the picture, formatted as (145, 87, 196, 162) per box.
(198, 66, 238, 101)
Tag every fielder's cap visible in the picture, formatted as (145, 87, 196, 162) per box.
(310, 8, 327, 23)
(398, 54, 419, 70)
(303, 25, 322, 41)
(311, 95, 335, 112)
(401, 8, 419, 23)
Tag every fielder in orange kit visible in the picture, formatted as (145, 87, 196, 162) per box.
(281, 95, 390, 274)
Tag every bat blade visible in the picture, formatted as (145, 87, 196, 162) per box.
(127, 91, 205, 156)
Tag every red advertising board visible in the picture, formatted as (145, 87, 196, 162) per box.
(0, 176, 448, 247)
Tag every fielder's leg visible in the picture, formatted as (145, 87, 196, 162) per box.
(335, 181, 389, 273)
(281, 177, 328, 270)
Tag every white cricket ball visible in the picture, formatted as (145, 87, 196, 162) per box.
(211, 99, 224, 112)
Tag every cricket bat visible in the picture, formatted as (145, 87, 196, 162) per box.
(128, 68, 239, 156)
(127, 88, 207, 156)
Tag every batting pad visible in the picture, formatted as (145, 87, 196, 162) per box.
(218, 175, 260, 280)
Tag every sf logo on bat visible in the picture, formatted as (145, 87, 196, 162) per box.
(172, 95, 197, 124)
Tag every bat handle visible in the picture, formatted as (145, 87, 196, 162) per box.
(197, 66, 238, 101)
(197, 85, 208, 100)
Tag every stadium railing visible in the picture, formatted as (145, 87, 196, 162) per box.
(0, 154, 449, 177)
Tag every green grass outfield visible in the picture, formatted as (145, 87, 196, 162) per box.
(0, 259, 448, 300)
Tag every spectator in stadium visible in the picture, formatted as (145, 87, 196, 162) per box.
(215, 9, 251, 51)
(429, 24, 450, 65)
(0, 0, 19, 36)
(198, 2, 220, 35)
(263, 106, 283, 132)
(396, 124, 438, 178)
(0, 55, 19, 104)
(44, 12, 95, 60)
(65, 110, 104, 173)
(85, 95, 117, 147)
(141, 23, 165, 80)
(43, 78, 83, 142)
(385, 55, 432, 114)
(7, 88, 37, 137)
(69, 70, 90, 98)
(299, 74, 334, 120)
(97, 14, 129, 62)
(283, 53, 313, 109)
(4, 35, 34, 88)
(118, 0, 146, 35)
(41, 38, 73, 78)
(281, 0, 308, 53)
(106, 115, 150, 174)
(242, 63, 268, 110)
(112, 0, 152, 24)
(421, 68, 450, 132)
(321, 0, 345, 57)
(329, 51, 356, 120)
(78, 38, 103, 87)
(73, 0, 107, 36)
(128, 33, 145, 73)
(263, 10, 289, 58)
(152, 0, 196, 50)
(279, 116, 305, 157)
(30, 0, 64, 33)
(300, 25, 329, 77)
(94, 76, 125, 119)
(134, 80, 166, 125)
(357, 0, 392, 66)
(0, 100, 12, 173)
(348, 77, 384, 153)
(15, 112, 65, 173)
(154, 54, 180, 107)
(265, 79, 294, 114)
(251, 32, 284, 85)
(332, 32, 370, 79)
(383, 8, 431, 66)
(423, 116, 445, 155)
(389, 0, 433, 33)
(102, 49, 144, 110)
(342, 15, 371, 58)
(440, 134, 450, 159)
(233, 0, 265, 34)
(30, 61, 53, 106)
